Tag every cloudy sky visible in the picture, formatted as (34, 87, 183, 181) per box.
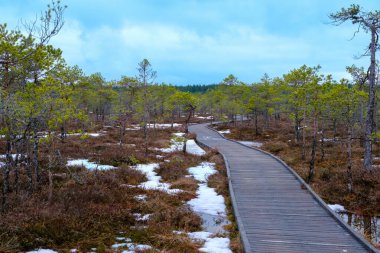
(0, 0, 378, 84)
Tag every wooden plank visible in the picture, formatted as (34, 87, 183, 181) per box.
(189, 124, 376, 253)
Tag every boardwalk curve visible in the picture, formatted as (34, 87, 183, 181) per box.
(189, 123, 378, 253)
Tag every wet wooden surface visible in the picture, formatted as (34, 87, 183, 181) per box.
(189, 123, 375, 253)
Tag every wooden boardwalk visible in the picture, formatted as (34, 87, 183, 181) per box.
(189, 123, 378, 253)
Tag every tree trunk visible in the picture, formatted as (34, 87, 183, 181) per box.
(143, 76, 149, 157)
(1, 165, 9, 212)
(302, 110, 307, 160)
(182, 140, 187, 154)
(48, 170, 53, 204)
(363, 28, 377, 171)
(347, 124, 353, 194)
(255, 111, 259, 136)
(14, 152, 19, 194)
(308, 116, 317, 183)
(60, 124, 65, 143)
(33, 132, 40, 188)
(294, 112, 301, 142)
(333, 119, 337, 141)
(320, 126, 325, 162)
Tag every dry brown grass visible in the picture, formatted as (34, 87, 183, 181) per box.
(0, 124, 210, 252)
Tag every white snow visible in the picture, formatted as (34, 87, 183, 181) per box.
(27, 250, 57, 253)
(186, 140, 206, 155)
(120, 243, 152, 253)
(188, 184, 226, 216)
(0, 154, 19, 159)
(66, 132, 102, 137)
(112, 237, 153, 253)
(112, 243, 129, 248)
(132, 163, 182, 194)
(187, 163, 232, 252)
(200, 237, 232, 253)
(159, 133, 206, 156)
(127, 123, 182, 130)
(188, 231, 212, 241)
(133, 213, 151, 221)
(328, 204, 346, 213)
(188, 232, 232, 253)
(320, 138, 339, 142)
(67, 159, 116, 170)
(187, 162, 226, 216)
(158, 133, 185, 153)
(218, 129, 231, 134)
(134, 194, 147, 201)
(238, 141, 263, 148)
(125, 127, 139, 131)
(88, 133, 101, 137)
(148, 123, 181, 129)
(188, 162, 216, 182)
(195, 116, 214, 119)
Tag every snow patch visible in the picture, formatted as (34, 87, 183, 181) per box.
(188, 184, 226, 216)
(158, 133, 185, 153)
(187, 162, 231, 252)
(132, 163, 182, 194)
(133, 213, 151, 221)
(188, 231, 212, 241)
(200, 237, 232, 253)
(0, 154, 19, 159)
(112, 237, 152, 253)
(134, 194, 147, 201)
(187, 162, 226, 216)
(218, 129, 231, 134)
(238, 141, 263, 148)
(328, 204, 345, 213)
(195, 116, 214, 119)
(126, 123, 182, 130)
(148, 123, 181, 129)
(186, 140, 206, 155)
(27, 250, 57, 253)
(159, 133, 206, 156)
(67, 159, 116, 170)
(66, 132, 102, 137)
(188, 162, 216, 182)
(188, 232, 232, 253)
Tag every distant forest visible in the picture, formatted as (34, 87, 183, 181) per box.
(175, 84, 218, 93)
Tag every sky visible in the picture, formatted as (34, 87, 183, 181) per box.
(0, 0, 378, 85)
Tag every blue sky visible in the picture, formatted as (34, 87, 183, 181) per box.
(1, 0, 378, 85)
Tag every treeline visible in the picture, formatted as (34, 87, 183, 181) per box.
(175, 84, 218, 93)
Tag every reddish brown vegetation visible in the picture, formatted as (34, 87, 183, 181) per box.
(0, 126, 208, 252)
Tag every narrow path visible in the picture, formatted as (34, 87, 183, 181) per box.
(189, 123, 377, 253)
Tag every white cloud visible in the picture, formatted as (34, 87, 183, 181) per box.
(49, 19, 314, 83)
(51, 19, 86, 64)
(48, 17, 370, 84)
